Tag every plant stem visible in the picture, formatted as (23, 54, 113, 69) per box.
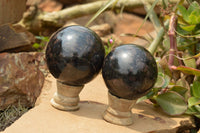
(168, 13, 184, 68)
(148, 20, 169, 54)
(22, 0, 187, 32)
(142, 0, 161, 32)
(168, 13, 177, 68)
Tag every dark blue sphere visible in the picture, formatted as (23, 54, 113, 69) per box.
(46, 25, 105, 86)
(102, 44, 157, 100)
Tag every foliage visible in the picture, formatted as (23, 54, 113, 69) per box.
(104, 37, 115, 55)
(137, 0, 200, 119)
(88, 0, 200, 118)
(185, 81, 200, 118)
(32, 36, 49, 51)
(87, 0, 200, 123)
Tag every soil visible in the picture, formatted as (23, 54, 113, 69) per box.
(114, 13, 154, 44)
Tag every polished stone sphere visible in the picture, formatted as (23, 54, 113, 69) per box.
(102, 44, 157, 100)
(46, 25, 105, 86)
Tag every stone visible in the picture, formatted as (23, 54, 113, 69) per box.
(0, 52, 45, 110)
(114, 13, 154, 45)
(89, 23, 112, 37)
(38, 0, 63, 12)
(46, 25, 105, 111)
(0, 0, 26, 25)
(3, 74, 196, 133)
(0, 24, 35, 52)
(102, 44, 157, 126)
(66, 11, 117, 29)
(46, 25, 105, 86)
(102, 44, 158, 100)
(55, 0, 85, 5)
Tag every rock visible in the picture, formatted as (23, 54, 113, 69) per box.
(89, 23, 112, 37)
(56, 0, 84, 5)
(26, 0, 42, 6)
(0, 0, 26, 25)
(114, 13, 154, 45)
(38, 0, 63, 12)
(0, 24, 35, 52)
(66, 11, 117, 28)
(0, 52, 46, 110)
(3, 75, 196, 133)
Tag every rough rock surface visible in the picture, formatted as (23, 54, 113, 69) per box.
(3, 75, 196, 133)
(0, 24, 35, 52)
(0, 0, 26, 25)
(0, 52, 45, 110)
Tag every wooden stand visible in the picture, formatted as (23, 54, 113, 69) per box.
(103, 92, 135, 126)
(51, 80, 84, 111)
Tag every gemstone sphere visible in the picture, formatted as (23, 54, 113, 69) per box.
(102, 44, 157, 100)
(46, 25, 105, 86)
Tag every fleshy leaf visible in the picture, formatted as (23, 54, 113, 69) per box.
(191, 81, 200, 98)
(171, 65, 200, 76)
(136, 91, 155, 104)
(158, 57, 172, 77)
(155, 91, 187, 115)
(179, 24, 196, 32)
(178, 5, 189, 23)
(154, 72, 170, 88)
(194, 105, 200, 112)
(188, 97, 200, 107)
(183, 54, 196, 68)
(187, 1, 200, 15)
(185, 106, 199, 115)
(185, 106, 200, 118)
(189, 10, 200, 24)
(170, 86, 188, 97)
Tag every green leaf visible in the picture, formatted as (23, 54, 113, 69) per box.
(185, 106, 200, 118)
(179, 24, 196, 32)
(154, 72, 170, 88)
(136, 91, 155, 104)
(185, 106, 199, 115)
(187, 1, 200, 15)
(189, 10, 200, 24)
(188, 97, 200, 107)
(35, 36, 49, 41)
(171, 65, 200, 76)
(183, 54, 196, 68)
(170, 86, 188, 96)
(32, 43, 41, 49)
(155, 91, 187, 115)
(178, 5, 189, 23)
(194, 105, 200, 112)
(191, 81, 200, 98)
(187, 105, 200, 119)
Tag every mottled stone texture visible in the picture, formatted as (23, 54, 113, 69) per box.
(0, 24, 35, 52)
(102, 44, 158, 100)
(46, 25, 105, 86)
(0, 52, 45, 110)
